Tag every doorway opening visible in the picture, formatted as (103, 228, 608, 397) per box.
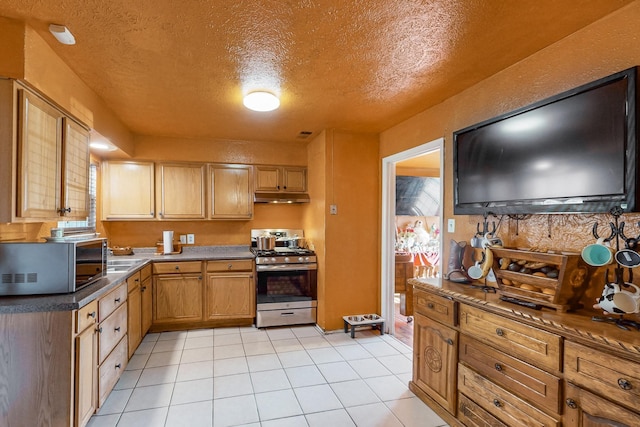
(381, 138, 444, 346)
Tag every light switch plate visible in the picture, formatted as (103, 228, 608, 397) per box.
(180, 235, 187, 244)
(447, 219, 455, 233)
(330, 205, 338, 215)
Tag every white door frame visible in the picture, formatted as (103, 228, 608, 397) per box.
(381, 137, 444, 335)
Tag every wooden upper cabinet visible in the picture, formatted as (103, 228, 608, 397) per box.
(16, 87, 63, 219)
(102, 161, 155, 220)
(255, 165, 307, 193)
(62, 118, 90, 219)
(156, 162, 206, 219)
(8, 82, 90, 222)
(209, 164, 253, 219)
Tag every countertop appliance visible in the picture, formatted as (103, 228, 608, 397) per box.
(251, 229, 317, 328)
(0, 237, 107, 296)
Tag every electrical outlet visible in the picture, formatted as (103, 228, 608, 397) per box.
(330, 205, 338, 215)
(187, 234, 195, 244)
(447, 219, 455, 233)
(180, 235, 187, 244)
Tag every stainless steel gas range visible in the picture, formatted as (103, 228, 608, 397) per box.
(251, 229, 317, 328)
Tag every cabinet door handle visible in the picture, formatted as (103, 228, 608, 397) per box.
(115, 326, 121, 332)
(495, 328, 504, 336)
(141, 286, 147, 292)
(495, 363, 503, 372)
(150, 211, 154, 216)
(565, 398, 577, 409)
(446, 338, 454, 346)
(618, 378, 633, 390)
(88, 311, 96, 319)
(97, 326, 103, 333)
(493, 399, 502, 407)
(427, 303, 434, 309)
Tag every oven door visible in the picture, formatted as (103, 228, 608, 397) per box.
(256, 263, 317, 306)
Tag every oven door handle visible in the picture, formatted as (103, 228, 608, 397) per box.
(256, 264, 317, 272)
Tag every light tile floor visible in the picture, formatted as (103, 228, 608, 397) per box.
(88, 326, 449, 427)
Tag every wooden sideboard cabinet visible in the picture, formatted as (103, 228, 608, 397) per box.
(410, 280, 640, 427)
(410, 289, 458, 415)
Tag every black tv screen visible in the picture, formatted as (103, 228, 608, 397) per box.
(454, 67, 638, 215)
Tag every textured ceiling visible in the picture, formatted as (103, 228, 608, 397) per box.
(0, 0, 633, 143)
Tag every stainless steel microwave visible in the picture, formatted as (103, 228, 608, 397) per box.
(0, 238, 107, 296)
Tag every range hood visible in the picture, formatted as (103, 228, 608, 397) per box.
(254, 192, 310, 203)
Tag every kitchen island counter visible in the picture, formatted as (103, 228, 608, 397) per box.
(0, 245, 254, 314)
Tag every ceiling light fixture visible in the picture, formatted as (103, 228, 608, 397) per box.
(243, 91, 280, 112)
(49, 24, 76, 45)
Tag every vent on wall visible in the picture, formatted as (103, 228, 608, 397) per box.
(296, 131, 313, 140)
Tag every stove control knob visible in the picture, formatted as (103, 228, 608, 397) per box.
(270, 257, 277, 263)
(298, 257, 304, 262)
(284, 257, 290, 263)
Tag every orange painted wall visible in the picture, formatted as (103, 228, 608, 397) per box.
(0, 17, 25, 79)
(319, 130, 380, 331)
(380, 1, 640, 308)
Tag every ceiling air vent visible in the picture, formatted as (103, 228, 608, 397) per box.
(296, 131, 313, 140)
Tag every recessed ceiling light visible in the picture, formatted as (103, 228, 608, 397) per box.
(49, 24, 76, 45)
(243, 91, 280, 112)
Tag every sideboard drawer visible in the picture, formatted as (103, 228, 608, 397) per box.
(458, 392, 509, 427)
(459, 335, 561, 414)
(414, 289, 457, 326)
(565, 340, 640, 412)
(459, 305, 561, 372)
(76, 300, 98, 334)
(458, 363, 560, 427)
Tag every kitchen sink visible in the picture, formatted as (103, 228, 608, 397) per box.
(106, 258, 144, 273)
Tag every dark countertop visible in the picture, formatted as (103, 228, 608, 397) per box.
(0, 245, 254, 314)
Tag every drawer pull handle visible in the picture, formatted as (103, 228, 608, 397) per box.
(493, 399, 502, 408)
(175, 266, 180, 270)
(115, 363, 122, 369)
(281, 312, 295, 316)
(115, 326, 121, 332)
(566, 398, 577, 409)
(495, 363, 503, 372)
(427, 303, 434, 309)
(88, 311, 96, 319)
(495, 328, 504, 336)
(618, 379, 632, 390)
(228, 264, 233, 269)
(115, 298, 121, 303)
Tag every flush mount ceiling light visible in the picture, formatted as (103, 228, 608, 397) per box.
(243, 91, 280, 112)
(49, 24, 76, 45)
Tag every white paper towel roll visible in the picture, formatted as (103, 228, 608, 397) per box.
(163, 231, 174, 254)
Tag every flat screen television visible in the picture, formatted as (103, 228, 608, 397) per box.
(453, 67, 638, 215)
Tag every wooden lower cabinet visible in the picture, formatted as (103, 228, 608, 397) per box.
(412, 311, 458, 415)
(75, 301, 98, 427)
(96, 284, 128, 407)
(563, 382, 640, 427)
(205, 260, 254, 320)
(153, 261, 204, 325)
(140, 266, 153, 335)
(127, 270, 142, 358)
